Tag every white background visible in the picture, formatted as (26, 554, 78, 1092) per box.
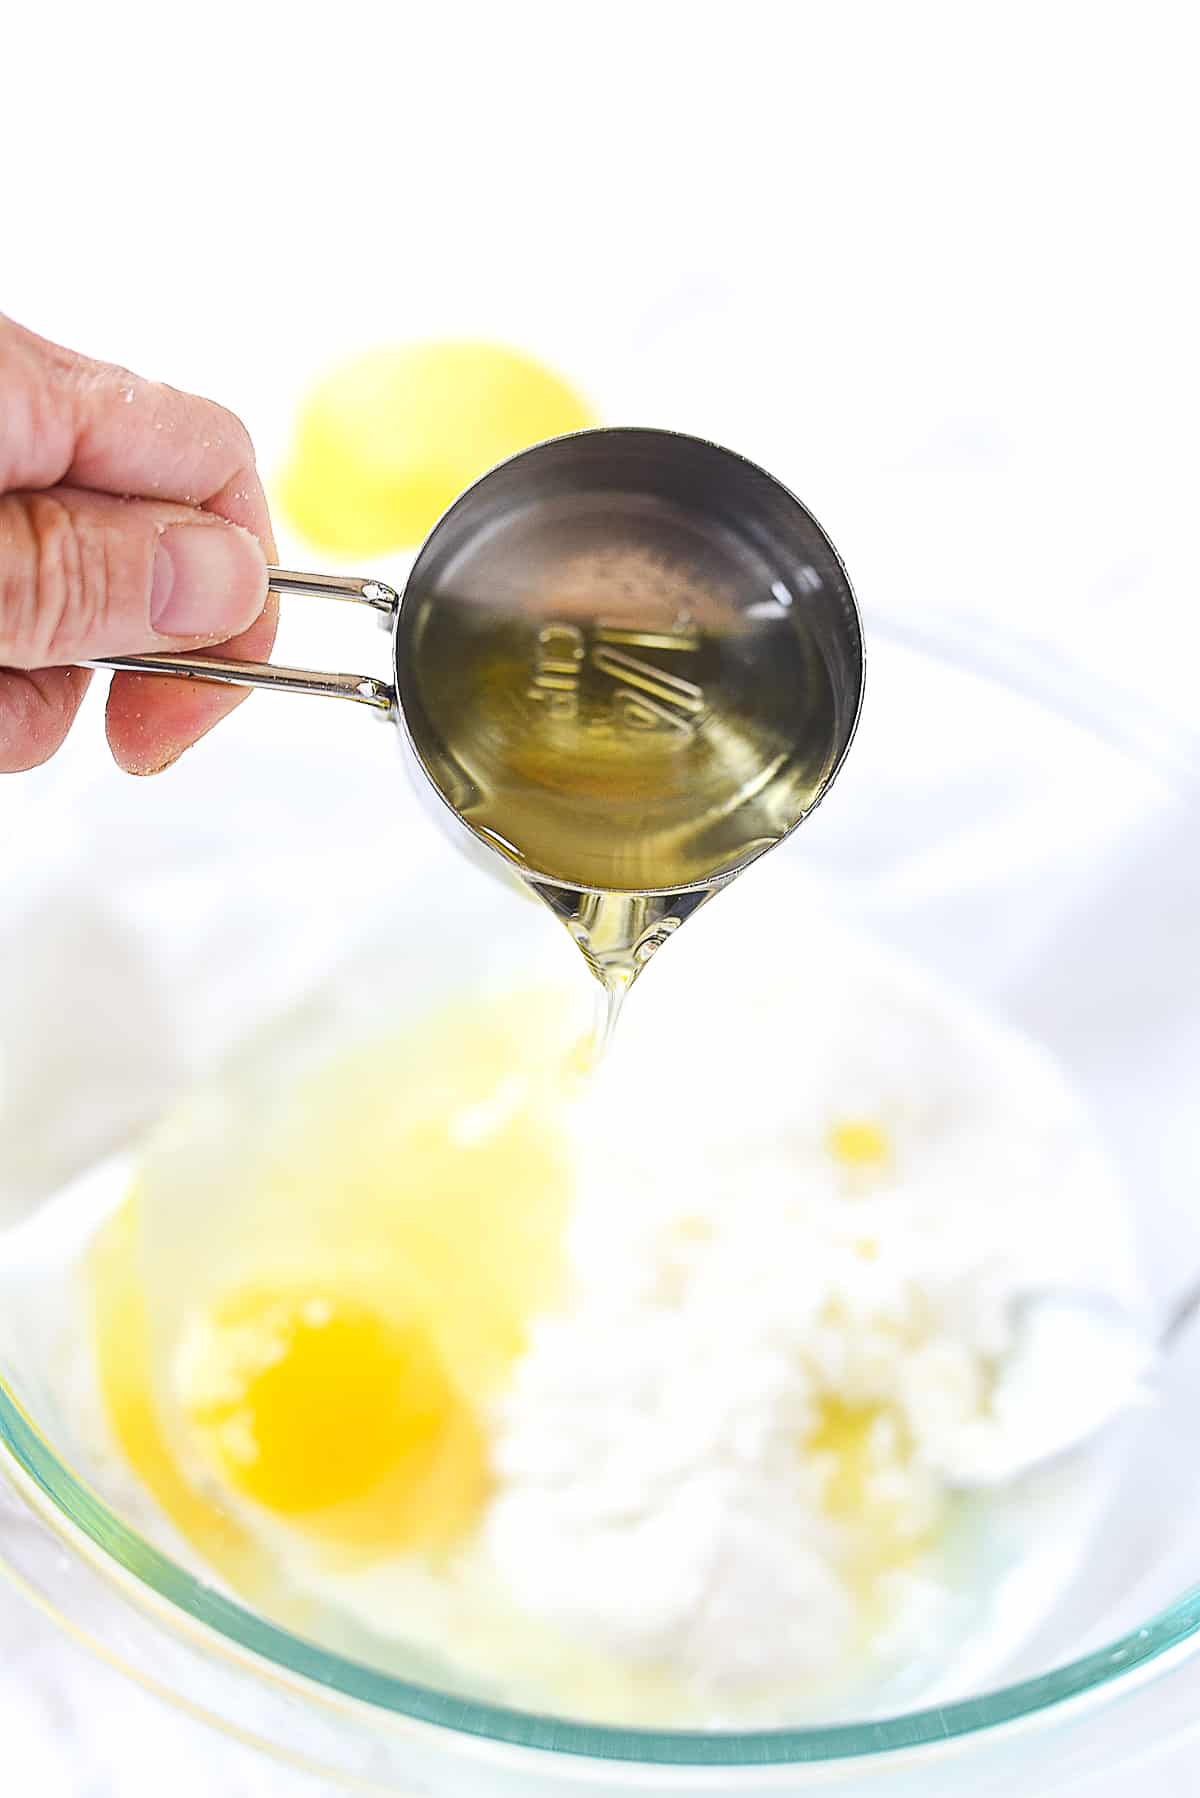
(2, 4, 1199, 1792)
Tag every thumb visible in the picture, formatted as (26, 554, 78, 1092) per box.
(0, 487, 269, 668)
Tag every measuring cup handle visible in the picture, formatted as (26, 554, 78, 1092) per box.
(84, 567, 399, 714)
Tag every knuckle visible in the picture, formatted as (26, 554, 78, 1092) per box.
(52, 339, 150, 432)
(0, 497, 37, 661)
(59, 336, 124, 385)
(0, 326, 72, 491)
(0, 494, 110, 665)
(0, 316, 19, 382)
(208, 399, 256, 467)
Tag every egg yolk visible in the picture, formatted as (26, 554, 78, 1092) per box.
(178, 1285, 487, 1551)
(827, 1118, 891, 1171)
(278, 340, 594, 556)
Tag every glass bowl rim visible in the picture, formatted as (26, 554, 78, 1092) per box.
(2, 609, 1199, 1769)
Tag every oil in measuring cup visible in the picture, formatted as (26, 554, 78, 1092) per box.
(398, 459, 857, 1047)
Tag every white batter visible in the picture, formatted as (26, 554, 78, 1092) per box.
(255, 895, 1138, 1725)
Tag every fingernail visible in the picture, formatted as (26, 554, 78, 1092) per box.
(126, 750, 184, 777)
(150, 523, 267, 638)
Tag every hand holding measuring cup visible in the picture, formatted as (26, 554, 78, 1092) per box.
(1, 316, 865, 958)
(0, 315, 276, 775)
(94, 429, 863, 906)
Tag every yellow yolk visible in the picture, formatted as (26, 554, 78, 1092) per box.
(827, 1117, 891, 1171)
(177, 1286, 486, 1550)
(90, 989, 578, 1571)
(278, 341, 594, 556)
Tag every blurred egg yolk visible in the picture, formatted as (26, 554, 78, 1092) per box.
(178, 1284, 486, 1550)
(279, 341, 593, 556)
(90, 992, 577, 1572)
(827, 1118, 891, 1171)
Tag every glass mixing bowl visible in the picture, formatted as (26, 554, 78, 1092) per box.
(1, 614, 1199, 1795)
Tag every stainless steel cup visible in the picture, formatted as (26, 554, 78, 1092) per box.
(99, 428, 864, 896)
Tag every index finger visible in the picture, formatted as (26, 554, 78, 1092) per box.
(0, 315, 275, 551)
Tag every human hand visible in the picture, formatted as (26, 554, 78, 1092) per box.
(0, 315, 278, 774)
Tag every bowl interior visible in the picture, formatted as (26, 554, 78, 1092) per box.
(2, 624, 1199, 1767)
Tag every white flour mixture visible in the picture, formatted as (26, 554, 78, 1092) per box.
(278, 901, 1137, 1725)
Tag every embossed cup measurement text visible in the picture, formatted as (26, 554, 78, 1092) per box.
(527, 622, 705, 735)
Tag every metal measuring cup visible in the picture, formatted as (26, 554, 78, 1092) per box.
(99, 428, 864, 902)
